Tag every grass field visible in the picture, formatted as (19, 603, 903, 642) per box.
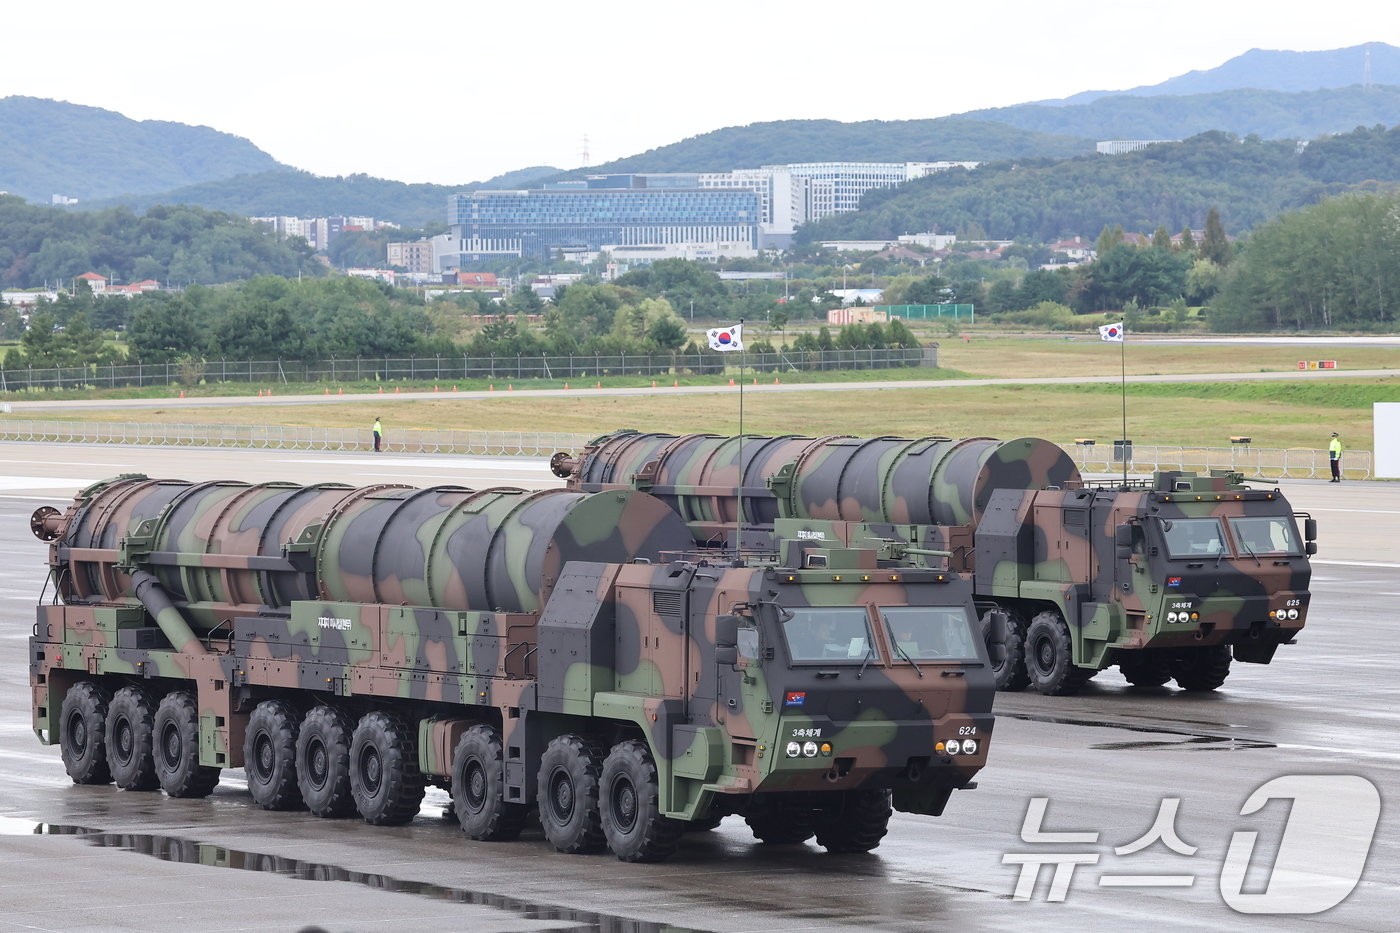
(8, 337, 1396, 451)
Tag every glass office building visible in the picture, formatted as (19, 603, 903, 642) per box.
(447, 175, 759, 262)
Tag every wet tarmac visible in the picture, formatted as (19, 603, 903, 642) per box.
(0, 446, 1396, 932)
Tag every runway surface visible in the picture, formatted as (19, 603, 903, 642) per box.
(0, 445, 1395, 932)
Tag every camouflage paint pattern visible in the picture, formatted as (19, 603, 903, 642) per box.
(29, 474, 994, 849)
(557, 434, 1313, 691)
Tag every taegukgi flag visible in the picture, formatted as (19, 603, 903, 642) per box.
(707, 323, 744, 352)
(1099, 321, 1125, 342)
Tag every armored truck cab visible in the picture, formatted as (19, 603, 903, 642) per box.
(975, 471, 1314, 694)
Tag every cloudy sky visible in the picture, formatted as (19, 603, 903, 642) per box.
(6, 1, 1396, 185)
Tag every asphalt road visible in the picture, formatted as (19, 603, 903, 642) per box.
(0, 445, 1395, 933)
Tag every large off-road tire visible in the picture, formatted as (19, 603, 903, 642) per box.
(59, 681, 113, 785)
(106, 685, 159, 791)
(349, 710, 425, 826)
(1024, 611, 1095, 697)
(1171, 645, 1233, 692)
(813, 789, 893, 854)
(451, 724, 527, 841)
(600, 739, 684, 863)
(153, 691, 220, 798)
(537, 734, 607, 854)
(984, 606, 1031, 692)
(1117, 650, 1174, 688)
(296, 705, 357, 818)
(244, 700, 303, 811)
(744, 794, 816, 844)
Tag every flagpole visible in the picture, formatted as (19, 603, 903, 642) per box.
(736, 317, 746, 560)
(1120, 331, 1128, 485)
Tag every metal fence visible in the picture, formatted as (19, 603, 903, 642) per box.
(1066, 444, 1372, 481)
(0, 348, 933, 392)
(0, 420, 1370, 480)
(0, 421, 592, 457)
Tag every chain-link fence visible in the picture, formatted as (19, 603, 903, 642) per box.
(0, 420, 1368, 479)
(0, 348, 934, 392)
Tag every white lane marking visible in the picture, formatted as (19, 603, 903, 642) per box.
(1310, 559, 1400, 568)
(0, 476, 102, 490)
(1308, 508, 1400, 515)
(275, 456, 550, 471)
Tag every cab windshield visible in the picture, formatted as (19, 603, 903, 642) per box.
(1161, 517, 1228, 558)
(880, 606, 981, 662)
(1228, 516, 1303, 556)
(782, 607, 874, 662)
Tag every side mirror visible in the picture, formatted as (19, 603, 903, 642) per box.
(1304, 518, 1317, 541)
(1305, 541, 1318, 556)
(715, 645, 739, 666)
(715, 614, 740, 648)
(1115, 523, 1135, 561)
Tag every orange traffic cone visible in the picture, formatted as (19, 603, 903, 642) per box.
(179, 390, 185, 398)
(727, 378, 735, 386)
(651, 380, 656, 388)
(489, 384, 495, 391)
(752, 377, 758, 385)
(338, 387, 344, 394)
(508, 384, 514, 391)
(434, 385, 440, 392)
(394, 386, 400, 394)
(773, 377, 780, 384)
(595, 381, 602, 388)
(378, 386, 384, 393)
(673, 379, 679, 387)
(452, 385, 457, 391)
(324, 388, 329, 395)
(564, 382, 570, 390)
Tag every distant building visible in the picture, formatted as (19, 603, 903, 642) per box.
(387, 239, 435, 274)
(828, 306, 887, 324)
(1096, 140, 1178, 155)
(446, 174, 761, 266)
(73, 272, 107, 293)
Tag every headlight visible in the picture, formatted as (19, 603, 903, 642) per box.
(962, 739, 978, 755)
(1167, 611, 1179, 623)
(1288, 608, 1299, 620)
(803, 741, 819, 758)
(945, 739, 961, 755)
(786, 741, 801, 758)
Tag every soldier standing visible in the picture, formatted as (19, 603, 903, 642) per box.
(1328, 432, 1342, 482)
(373, 417, 383, 453)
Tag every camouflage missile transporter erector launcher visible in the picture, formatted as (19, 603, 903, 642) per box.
(28, 475, 996, 862)
(554, 430, 1317, 697)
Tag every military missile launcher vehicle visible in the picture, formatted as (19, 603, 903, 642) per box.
(28, 475, 996, 862)
(554, 430, 1317, 696)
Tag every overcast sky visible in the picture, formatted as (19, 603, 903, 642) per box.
(6, 1, 1396, 186)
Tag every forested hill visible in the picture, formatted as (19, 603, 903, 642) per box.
(85, 165, 562, 229)
(962, 85, 1400, 141)
(576, 119, 1093, 174)
(1041, 42, 1400, 106)
(0, 97, 287, 202)
(0, 196, 324, 289)
(798, 124, 1400, 243)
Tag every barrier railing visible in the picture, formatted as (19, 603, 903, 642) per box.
(0, 422, 1371, 480)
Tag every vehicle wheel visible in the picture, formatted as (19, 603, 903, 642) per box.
(349, 710, 425, 826)
(984, 606, 1030, 692)
(451, 724, 526, 841)
(1172, 645, 1232, 692)
(296, 705, 356, 818)
(244, 700, 303, 811)
(153, 691, 220, 798)
(813, 789, 893, 854)
(59, 681, 113, 785)
(1118, 650, 1173, 687)
(536, 734, 606, 854)
(1025, 611, 1094, 697)
(744, 794, 816, 844)
(106, 685, 159, 791)
(600, 739, 684, 863)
